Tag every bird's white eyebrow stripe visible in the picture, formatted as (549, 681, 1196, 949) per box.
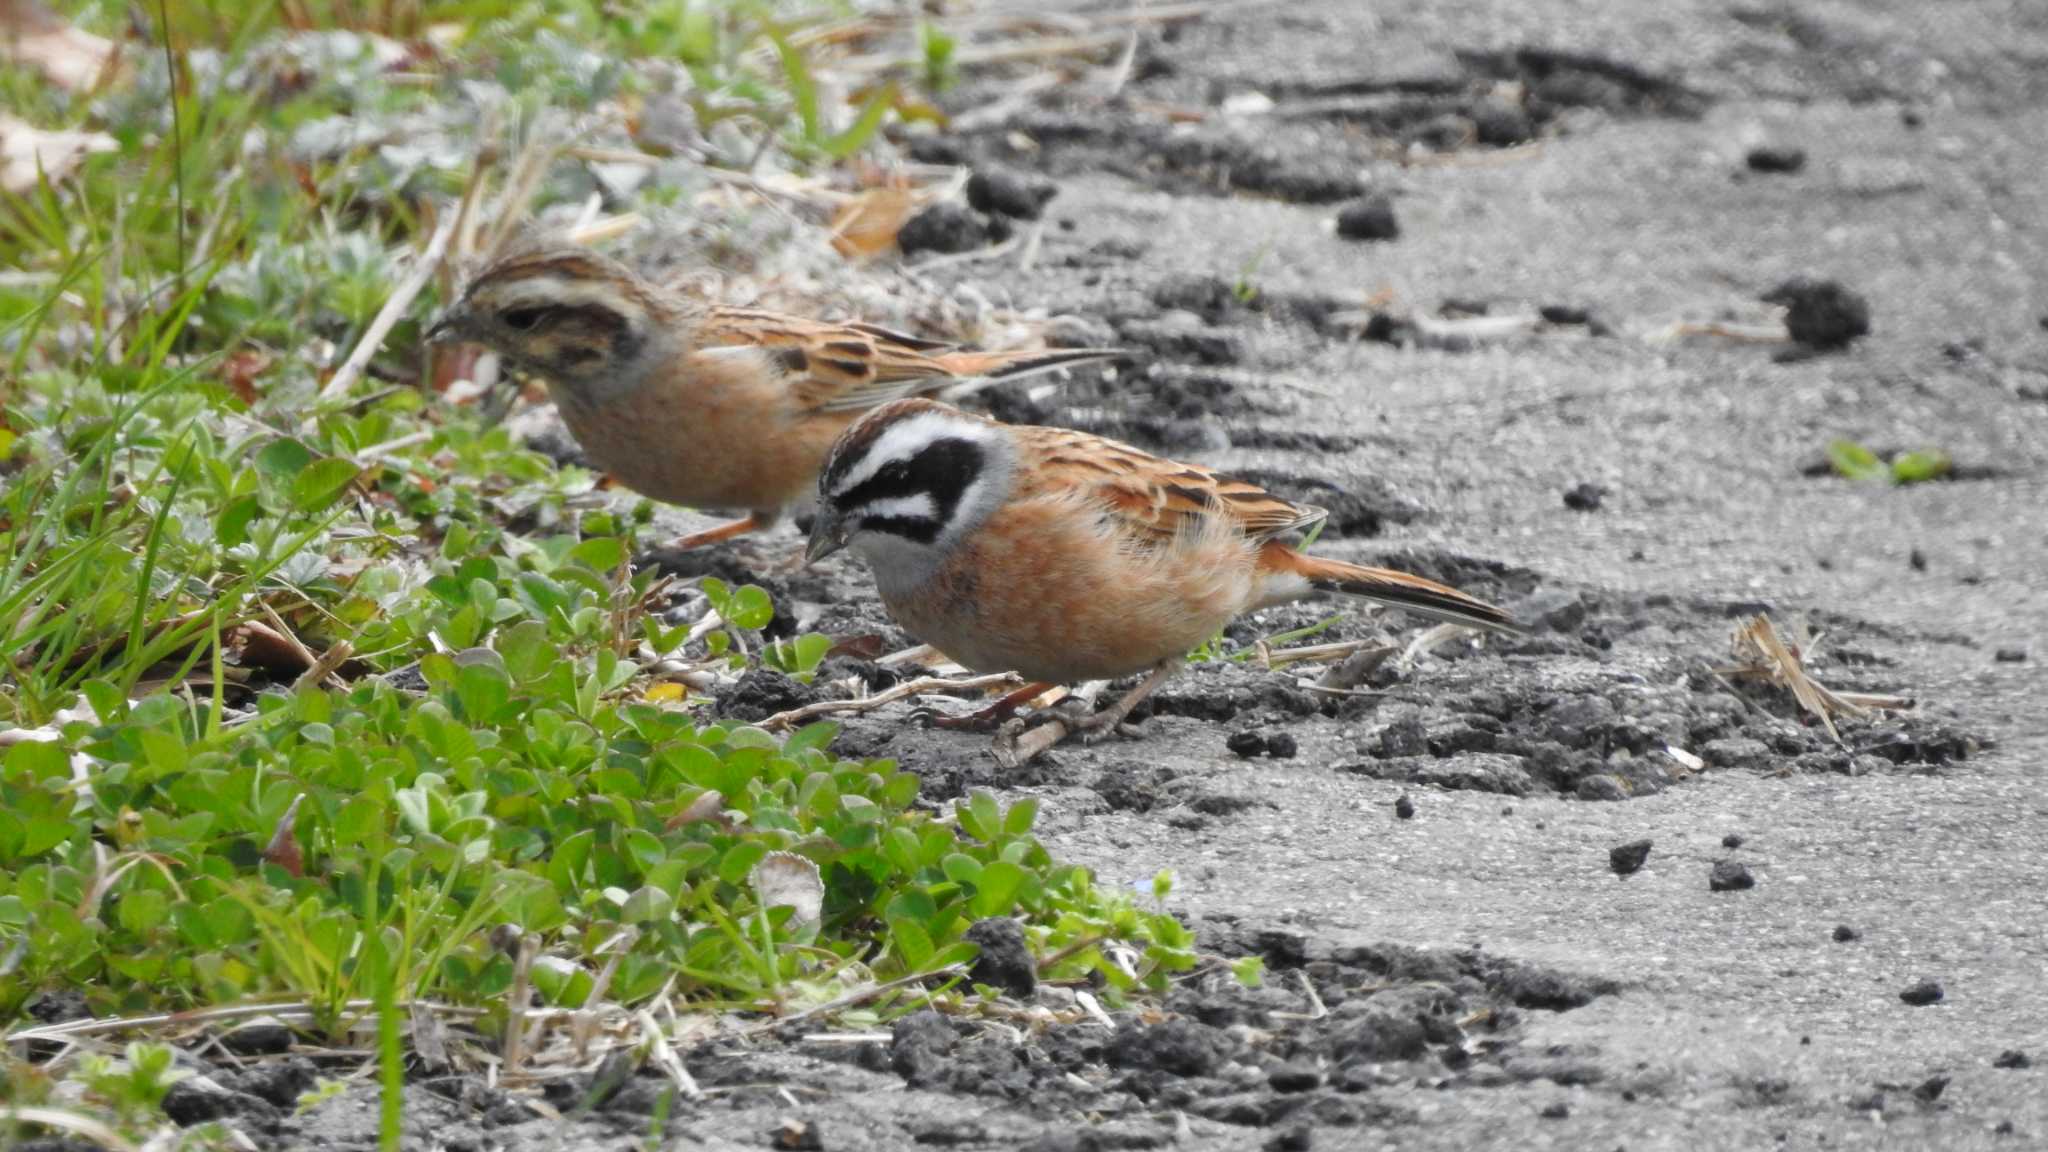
(831, 412, 993, 495)
(854, 493, 938, 521)
(493, 278, 639, 317)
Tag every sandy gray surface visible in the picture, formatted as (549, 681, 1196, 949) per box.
(925, 0, 2048, 1146)
(285, 1, 2048, 1148)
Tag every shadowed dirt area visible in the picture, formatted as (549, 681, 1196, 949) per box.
(262, 1, 2048, 1148)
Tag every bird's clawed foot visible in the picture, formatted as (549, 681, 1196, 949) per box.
(1056, 698, 1145, 745)
(913, 681, 1059, 733)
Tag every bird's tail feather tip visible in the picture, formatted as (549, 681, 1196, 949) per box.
(983, 347, 1129, 377)
(1290, 554, 1521, 635)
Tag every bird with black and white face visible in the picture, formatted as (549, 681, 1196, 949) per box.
(806, 398, 1519, 743)
(425, 237, 1121, 551)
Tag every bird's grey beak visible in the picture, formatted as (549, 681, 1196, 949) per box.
(804, 513, 851, 566)
(423, 310, 463, 345)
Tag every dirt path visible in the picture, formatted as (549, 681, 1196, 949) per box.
(286, 2, 2048, 1148)
(870, 0, 2048, 1146)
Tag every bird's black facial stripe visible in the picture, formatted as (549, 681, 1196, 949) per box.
(859, 515, 941, 544)
(502, 305, 552, 331)
(838, 437, 984, 539)
(500, 302, 640, 370)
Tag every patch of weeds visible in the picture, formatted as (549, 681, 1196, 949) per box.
(0, 1, 1215, 1143)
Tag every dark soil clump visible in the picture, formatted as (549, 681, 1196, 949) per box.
(1335, 195, 1400, 241)
(964, 918, 1039, 998)
(1763, 277, 1872, 348)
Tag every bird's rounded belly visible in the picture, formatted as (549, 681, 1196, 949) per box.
(882, 509, 1256, 684)
(553, 389, 833, 512)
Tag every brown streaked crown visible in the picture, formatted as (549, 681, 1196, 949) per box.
(441, 237, 678, 387)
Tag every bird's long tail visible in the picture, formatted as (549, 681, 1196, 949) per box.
(1262, 544, 1520, 633)
(939, 347, 1126, 388)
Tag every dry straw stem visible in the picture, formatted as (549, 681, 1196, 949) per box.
(1716, 614, 1913, 746)
(312, 210, 457, 406)
(731, 964, 968, 1038)
(0, 1106, 139, 1152)
(2, 999, 486, 1046)
(757, 671, 1022, 731)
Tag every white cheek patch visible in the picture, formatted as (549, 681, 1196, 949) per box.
(857, 493, 937, 522)
(832, 412, 994, 497)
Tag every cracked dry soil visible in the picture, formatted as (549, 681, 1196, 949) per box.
(257, 2, 2048, 1149)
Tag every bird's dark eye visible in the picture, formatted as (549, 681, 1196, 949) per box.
(502, 306, 551, 332)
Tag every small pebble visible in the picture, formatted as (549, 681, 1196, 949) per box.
(1265, 1126, 1313, 1152)
(1226, 730, 1268, 759)
(1709, 860, 1755, 891)
(1335, 194, 1400, 242)
(1471, 101, 1535, 146)
(1746, 144, 1808, 173)
(220, 1017, 295, 1056)
(1539, 1102, 1569, 1119)
(1910, 548, 1929, 572)
(1609, 839, 1653, 876)
(1995, 648, 2028, 663)
(1850, 1090, 1887, 1114)
(1722, 833, 1745, 849)
(774, 1118, 825, 1151)
(1833, 924, 1861, 943)
(1994, 1050, 2032, 1069)
(1562, 482, 1606, 512)
(1540, 304, 1591, 325)
(1394, 795, 1416, 820)
(1899, 978, 1945, 1007)
(1268, 1062, 1322, 1093)
(1265, 732, 1299, 759)
(1914, 1075, 1949, 1103)
(1995, 1119, 2016, 1136)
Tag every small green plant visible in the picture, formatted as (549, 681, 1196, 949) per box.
(919, 21, 959, 94)
(295, 1079, 349, 1114)
(1187, 612, 1345, 663)
(768, 26, 898, 162)
(1826, 440, 1953, 485)
(1187, 628, 1232, 663)
(77, 1042, 187, 1124)
(764, 633, 834, 680)
(1234, 237, 1275, 305)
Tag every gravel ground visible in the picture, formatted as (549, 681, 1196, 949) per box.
(271, 1, 2048, 1148)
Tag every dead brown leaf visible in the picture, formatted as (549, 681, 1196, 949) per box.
(0, 0, 120, 92)
(263, 794, 305, 878)
(828, 184, 921, 261)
